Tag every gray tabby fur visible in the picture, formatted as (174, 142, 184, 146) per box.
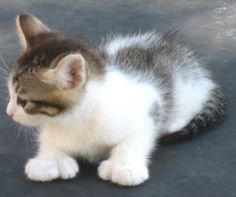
(100, 31, 225, 142)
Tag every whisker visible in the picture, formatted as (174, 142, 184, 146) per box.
(15, 123, 38, 154)
(0, 72, 9, 80)
(0, 67, 9, 76)
(22, 126, 30, 153)
(26, 126, 33, 144)
(0, 83, 8, 88)
(0, 54, 10, 87)
(0, 64, 9, 72)
(0, 87, 8, 91)
(15, 123, 21, 142)
(0, 88, 9, 98)
(0, 82, 7, 85)
(0, 53, 9, 72)
(0, 67, 8, 75)
(26, 126, 38, 144)
(0, 85, 8, 89)
(0, 91, 9, 95)
(0, 90, 8, 94)
(0, 89, 8, 93)
(0, 68, 9, 81)
(0, 93, 9, 98)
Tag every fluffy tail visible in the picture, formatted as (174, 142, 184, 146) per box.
(159, 87, 225, 144)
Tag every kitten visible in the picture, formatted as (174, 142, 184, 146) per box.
(6, 14, 224, 186)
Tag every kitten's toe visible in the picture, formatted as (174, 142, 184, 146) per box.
(98, 160, 113, 181)
(98, 160, 149, 186)
(25, 158, 59, 181)
(111, 163, 149, 186)
(58, 156, 79, 180)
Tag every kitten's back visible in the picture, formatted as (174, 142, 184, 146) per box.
(101, 31, 225, 142)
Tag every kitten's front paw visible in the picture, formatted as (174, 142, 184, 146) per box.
(25, 158, 59, 181)
(25, 156, 79, 181)
(98, 160, 149, 186)
(58, 156, 79, 180)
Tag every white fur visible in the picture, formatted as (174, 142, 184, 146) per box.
(105, 32, 159, 57)
(8, 70, 160, 185)
(168, 74, 215, 132)
(25, 155, 79, 181)
(7, 34, 216, 186)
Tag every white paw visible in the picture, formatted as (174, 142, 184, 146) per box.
(25, 156, 79, 182)
(98, 160, 149, 186)
(25, 158, 59, 181)
(58, 157, 79, 180)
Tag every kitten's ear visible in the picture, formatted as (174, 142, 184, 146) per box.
(41, 54, 86, 89)
(16, 14, 51, 50)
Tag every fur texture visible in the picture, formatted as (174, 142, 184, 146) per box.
(6, 14, 224, 186)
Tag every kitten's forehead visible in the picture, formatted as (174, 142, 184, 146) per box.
(10, 36, 75, 97)
(11, 71, 52, 96)
(16, 34, 80, 68)
(11, 35, 77, 90)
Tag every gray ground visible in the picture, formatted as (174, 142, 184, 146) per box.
(0, 0, 235, 196)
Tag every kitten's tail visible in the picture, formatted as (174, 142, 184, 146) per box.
(159, 87, 225, 144)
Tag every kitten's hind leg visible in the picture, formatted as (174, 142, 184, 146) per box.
(161, 87, 225, 143)
(168, 78, 218, 134)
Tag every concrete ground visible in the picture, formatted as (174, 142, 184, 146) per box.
(0, 0, 235, 196)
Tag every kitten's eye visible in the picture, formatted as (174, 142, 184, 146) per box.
(17, 97, 27, 108)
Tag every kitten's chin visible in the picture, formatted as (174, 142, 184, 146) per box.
(13, 117, 40, 127)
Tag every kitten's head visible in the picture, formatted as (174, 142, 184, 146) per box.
(6, 14, 104, 126)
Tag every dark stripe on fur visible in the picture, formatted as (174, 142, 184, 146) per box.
(31, 100, 65, 110)
(159, 87, 225, 144)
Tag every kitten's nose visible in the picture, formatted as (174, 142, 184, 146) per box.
(6, 102, 14, 118)
(6, 110, 14, 118)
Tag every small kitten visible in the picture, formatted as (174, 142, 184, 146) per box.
(6, 14, 224, 186)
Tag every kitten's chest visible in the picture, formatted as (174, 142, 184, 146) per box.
(48, 118, 114, 162)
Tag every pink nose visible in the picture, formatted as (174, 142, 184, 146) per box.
(6, 110, 13, 118)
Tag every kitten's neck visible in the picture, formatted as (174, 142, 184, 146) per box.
(45, 78, 105, 128)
